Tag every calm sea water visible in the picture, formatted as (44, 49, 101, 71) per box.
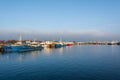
(0, 45, 120, 80)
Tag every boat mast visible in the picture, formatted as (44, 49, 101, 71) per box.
(18, 33, 22, 45)
(19, 33, 22, 42)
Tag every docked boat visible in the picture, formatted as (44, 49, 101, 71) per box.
(64, 41, 73, 46)
(1, 45, 12, 52)
(62, 43, 67, 47)
(55, 44, 62, 48)
(29, 41, 43, 50)
(53, 41, 63, 48)
(40, 42, 48, 48)
(66, 44, 73, 46)
(10, 35, 34, 52)
(11, 45, 34, 52)
(1, 44, 34, 52)
(1, 35, 40, 52)
(107, 41, 119, 45)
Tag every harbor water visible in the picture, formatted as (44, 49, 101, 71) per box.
(0, 45, 120, 80)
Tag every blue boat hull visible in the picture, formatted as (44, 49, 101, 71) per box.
(1, 45, 12, 52)
(2, 45, 43, 52)
(55, 44, 62, 48)
(33, 46, 44, 50)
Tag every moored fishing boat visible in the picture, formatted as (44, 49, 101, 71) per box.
(29, 40, 44, 50)
(55, 44, 62, 48)
(10, 34, 34, 52)
(64, 41, 73, 46)
(2, 34, 38, 52)
(1, 44, 34, 52)
(67, 44, 73, 46)
(11, 45, 34, 52)
(52, 40, 64, 48)
(62, 43, 67, 47)
(1, 45, 12, 52)
(40, 42, 48, 48)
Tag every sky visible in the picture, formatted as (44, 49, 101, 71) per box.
(0, 0, 120, 41)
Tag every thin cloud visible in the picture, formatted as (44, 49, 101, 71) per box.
(0, 29, 120, 41)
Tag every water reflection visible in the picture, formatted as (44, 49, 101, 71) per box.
(43, 48, 53, 54)
(0, 47, 64, 61)
(1, 45, 120, 62)
(0, 50, 41, 62)
(57, 47, 63, 53)
(42, 47, 64, 54)
(0, 45, 120, 80)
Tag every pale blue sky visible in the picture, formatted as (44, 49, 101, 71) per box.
(0, 0, 120, 41)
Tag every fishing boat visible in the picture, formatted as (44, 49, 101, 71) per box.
(2, 34, 34, 52)
(29, 40, 43, 50)
(66, 42, 73, 46)
(45, 41, 54, 48)
(10, 45, 34, 52)
(40, 42, 48, 48)
(55, 44, 62, 48)
(53, 40, 63, 48)
(2, 43, 34, 52)
(66, 44, 73, 46)
(62, 43, 67, 47)
(1, 45, 12, 52)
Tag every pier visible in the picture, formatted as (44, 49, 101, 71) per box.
(78, 41, 120, 45)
